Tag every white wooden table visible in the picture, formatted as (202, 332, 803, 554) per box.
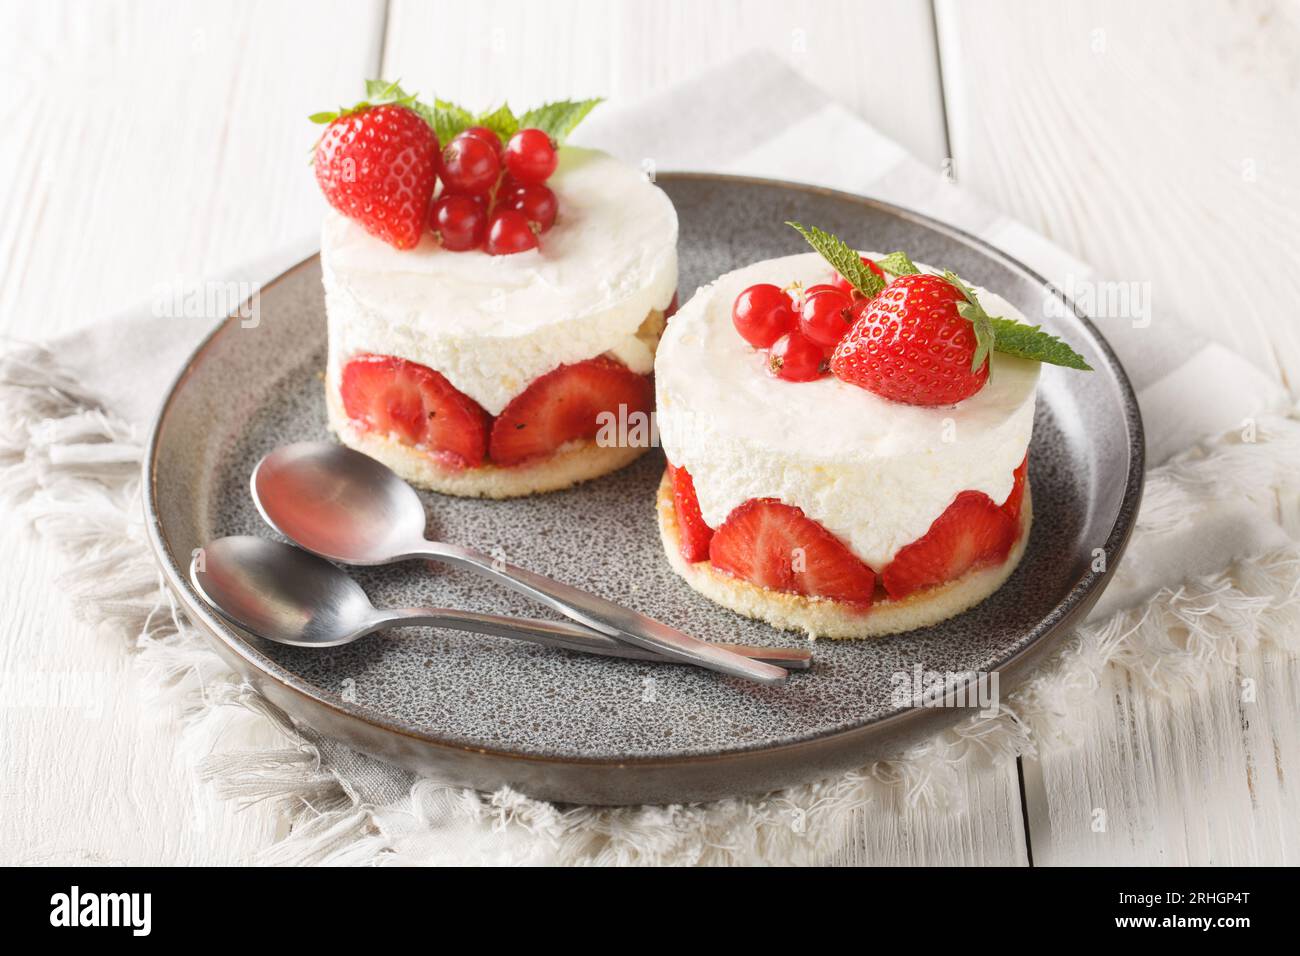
(2, 0, 1296, 865)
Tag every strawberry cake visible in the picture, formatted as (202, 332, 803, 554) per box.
(310, 83, 677, 497)
(655, 225, 1090, 638)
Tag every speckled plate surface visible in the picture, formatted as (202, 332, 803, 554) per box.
(144, 174, 1143, 805)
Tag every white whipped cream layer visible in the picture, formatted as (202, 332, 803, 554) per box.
(655, 252, 1039, 568)
(321, 147, 678, 415)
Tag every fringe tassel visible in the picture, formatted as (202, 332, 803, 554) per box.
(3, 339, 1298, 866)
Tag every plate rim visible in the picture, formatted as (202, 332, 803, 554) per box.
(141, 172, 1145, 780)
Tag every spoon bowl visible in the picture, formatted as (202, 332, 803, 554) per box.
(252, 441, 428, 564)
(192, 535, 382, 646)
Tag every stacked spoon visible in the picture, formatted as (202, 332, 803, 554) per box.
(190, 442, 811, 682)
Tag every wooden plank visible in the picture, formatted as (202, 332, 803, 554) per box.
(934, 0, 1300, 390)
(831, 763, 1028, 866)
(937, 0, 1300, 867)
(0, 0, 386, 335)
(0, 0, 385, 865)
(381, 0, 951, 167)
(1022, 649, 1299, 865)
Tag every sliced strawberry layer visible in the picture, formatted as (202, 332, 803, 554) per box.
(708, 499, 876, 605)
(881, 491, 1017, 600)
(667, 463, 713, 562)
(664, 293, 679, 320)
(340, 354, 490, 468)
(1002, 455, 1028, 524)
(489, 357, 654, 466)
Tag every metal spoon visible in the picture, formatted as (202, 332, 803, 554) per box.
(250, 442, 787, 684)
(190, 536, 811, 669)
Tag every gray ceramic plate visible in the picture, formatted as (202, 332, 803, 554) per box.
(144, 174, 1143, 805)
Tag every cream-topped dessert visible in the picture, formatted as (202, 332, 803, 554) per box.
(310, 84, 678, 497)
(657, 252, 1038, 568)
(655, 226, 1090, 638)
(323, 149, 677, 417)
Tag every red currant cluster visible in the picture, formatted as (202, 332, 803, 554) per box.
(731, 257, 885, 382)
(431, 126, 560, 256)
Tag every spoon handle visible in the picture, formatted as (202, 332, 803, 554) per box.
(409, 542, 789, 684)
(382, 608, 811, 670)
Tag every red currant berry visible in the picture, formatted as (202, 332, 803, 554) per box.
(486, 209, 539, 256)
(831, 257, 886, 297)
(785, 283, 837, 310)
(441, 133, 501, 195)
(803, 283, 840, 299)
(430, 194, 487, 251)
(504, 128, 558, 184)
(798, 288, 855, 349)
(505, 182, 557, 231)
(461, 125, 503, 158)
(767, 331, 824, 382)
(732, 283, 796, 349)
(789, 282, 839, 311)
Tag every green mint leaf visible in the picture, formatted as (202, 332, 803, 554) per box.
(876, 251, 919, 276)
(320, 86, 603, 148)
(518, 98, 603, 144)
(414, 98, 474, 145)
(475, 103, 520, 140)
(942, 271, 1092, 372)
(987, 318, 1094, 370)
(786, 222, 886, 298)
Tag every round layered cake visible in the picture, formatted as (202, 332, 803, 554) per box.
(322, 147, 678, 497)
(655, 252, 1039, 638)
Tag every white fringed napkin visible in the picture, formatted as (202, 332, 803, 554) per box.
(2, 54, 1297, 865)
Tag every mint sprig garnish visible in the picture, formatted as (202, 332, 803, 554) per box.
(786, 222, 886, 297)
(519, 99, 604, 143)
(985, 318, 1094, 370)
(943, 271, 1092, 371)
(474, 103, 520, 139)
(314, 81, 602, 147)
(414, 99, 474, 144)
(876, 251, 919, 276)
(788, 223, 1093, 373)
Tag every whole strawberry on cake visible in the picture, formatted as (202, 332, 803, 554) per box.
(310, 81, 678, 497)
(655, 223, 1092, 638)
